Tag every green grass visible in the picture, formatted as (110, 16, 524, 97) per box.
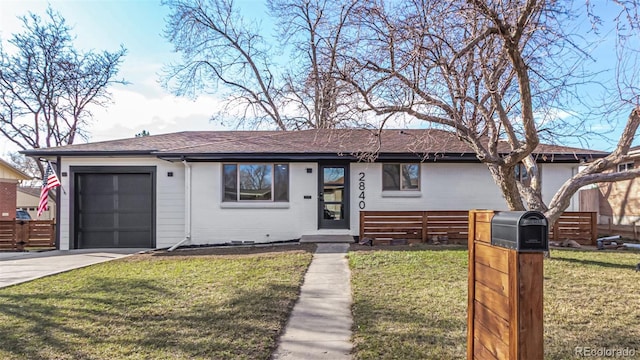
(349, 246, 468, 359)
(349, 246, 640, 360)
(544, 250, 640, 359)
(0, 246, 314, 360)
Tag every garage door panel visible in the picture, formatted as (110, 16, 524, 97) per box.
(119, 231, 152, 247)
(78, 231, 115, 248)
(118, 175, 151, 190)
(118, 213, 152, 228)
(80, 195, 115, 211)
(75, 170, 154, 249)
(80, 174, 115, 192)
(119, 194, 152, 210)
(80, 213, 116, 228)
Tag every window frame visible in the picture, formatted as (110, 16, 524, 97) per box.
(515, 163, 542, 187)
(222, 163, 289, 202)
(617, 162, 634, 172)
(382, 163, 421, 191)
(515, 163, 528, 182)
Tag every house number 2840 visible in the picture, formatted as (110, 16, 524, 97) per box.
(358, 172, 366, 209)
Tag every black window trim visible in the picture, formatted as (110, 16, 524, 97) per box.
(382, 163, 421, 191)
(222, 163, 289, 202)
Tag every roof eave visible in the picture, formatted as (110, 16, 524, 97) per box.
(20, 149, 156, 157)
(0, 159, 32, 180)
(155, 152, 479, 162)
(18, 149, 607, 164)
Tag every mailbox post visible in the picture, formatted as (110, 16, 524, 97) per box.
(467, 210, 547, 360)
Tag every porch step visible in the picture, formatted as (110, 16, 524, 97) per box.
(299, 235, 355, 243)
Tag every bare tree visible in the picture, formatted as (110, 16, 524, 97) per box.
(163, 0, 286, 129)
(6, 152, 39, 179)
(0, 7, 127, 178)
(268, 0, 359, 129)
(335, 0, 640, 225)
(162, 0, 357, 130)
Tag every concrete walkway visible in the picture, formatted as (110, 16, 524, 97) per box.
(273, 243, 353, 360)
(0, 249, 147, 288)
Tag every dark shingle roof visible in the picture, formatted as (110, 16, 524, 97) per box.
(21, 129, 607, 162)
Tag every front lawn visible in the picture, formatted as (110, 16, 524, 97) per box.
(349, 246, 640, 360)
(0, 245, 314, 360)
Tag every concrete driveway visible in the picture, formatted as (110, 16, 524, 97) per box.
(0, 249, 149, 289)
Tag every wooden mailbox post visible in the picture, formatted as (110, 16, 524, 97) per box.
(467, 210, 545, 360)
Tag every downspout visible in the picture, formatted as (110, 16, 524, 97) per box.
(168, 160, 192, 251)
(55, 156, 61, 250)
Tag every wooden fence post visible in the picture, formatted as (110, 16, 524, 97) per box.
(467, 210, 479, 359)
(590, 212, 598, 245)
(359, 211, 365, 241)
(468, 210, 544, 360)
(422, 211, 428, 243)
(15, 221, 25, 251)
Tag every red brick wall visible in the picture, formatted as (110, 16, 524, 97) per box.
(0, 181, 17, 220)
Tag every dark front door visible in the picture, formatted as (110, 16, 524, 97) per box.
(319, 163, 349, 229)
(74, 168, 155, 249)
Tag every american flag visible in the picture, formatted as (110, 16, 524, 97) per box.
(37, 163, 61, 218)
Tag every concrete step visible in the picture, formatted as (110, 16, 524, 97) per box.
(299, 235, 354, 243)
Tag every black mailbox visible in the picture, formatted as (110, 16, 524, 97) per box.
(491, 211, 548, 252)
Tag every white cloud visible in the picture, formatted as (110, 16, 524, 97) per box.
(88, 87, 227, 142)
(1, 85, 229, 161)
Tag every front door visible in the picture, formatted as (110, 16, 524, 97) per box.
(318, 163, 349, 229)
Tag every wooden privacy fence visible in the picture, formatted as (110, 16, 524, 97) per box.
(550, 212, 597, 245)
(598, 222, 640, 240)
(360, 210, 597, 246)
(359, 211, 469, 245)
(0, 220, 56, 251)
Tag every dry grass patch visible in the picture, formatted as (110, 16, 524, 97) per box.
(349, 246, 640, 360)
(0, 244, 314, 360)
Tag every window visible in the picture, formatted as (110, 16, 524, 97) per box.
(515, 163, 529, 182)
(515, 163, 541, 187)
(382, 164, 420, 191)
(618, 162, 634, 172)
(223, 164, 289, 202)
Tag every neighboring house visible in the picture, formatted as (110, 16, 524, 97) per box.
(0, 159, 31, 220)
(17, 186, 56, 220)
(596, 146, 640, 225)
(22, 129, 606, 250)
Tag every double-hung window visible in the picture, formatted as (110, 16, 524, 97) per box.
(223, 163, 289, 202)
(382, 163, 420, 191)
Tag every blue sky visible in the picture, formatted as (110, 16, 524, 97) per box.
(0, 0, 272, 157)
(0, 0, 637, 157)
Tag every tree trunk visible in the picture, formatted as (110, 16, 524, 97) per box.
(487, 163, 526, 211)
